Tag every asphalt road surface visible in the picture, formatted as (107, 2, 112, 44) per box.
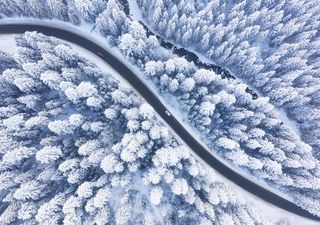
(1, 23, 319, 222)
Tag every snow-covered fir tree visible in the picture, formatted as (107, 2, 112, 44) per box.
(1, 0, 320, 221)
(0, 32, 276, 225)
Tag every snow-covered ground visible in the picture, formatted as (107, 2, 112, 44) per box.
(0, 17, 167, 104)
(0, 34, 16, 54)
(66, 41, 132, 90)
(64, 24, 319, 225)
(1, 17, 318, 224)
(158, 90, 320, 225)
(128, 0, 302, 139)
(72, 39, 315, 224)
(128, 0, 295, 199)
(200, 160, 319, 225)
(127, 2, 320, 223)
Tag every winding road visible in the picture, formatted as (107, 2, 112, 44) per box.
(1, 23, 320, 222)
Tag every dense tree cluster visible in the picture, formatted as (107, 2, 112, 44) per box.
(0, 0, 76, 22)
(89, 4, 320, 215)
(142, 55, 320, 215)
(137, 0, 320, 159)
(0, 0, 128, 45)
(1, 0, 320, 220)
(0, 32, 275, 224)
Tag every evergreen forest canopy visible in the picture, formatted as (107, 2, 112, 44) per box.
(0, 0, 320, 224)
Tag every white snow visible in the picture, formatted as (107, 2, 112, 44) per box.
(145, 84, 317, 225)
(149, 187, 163, 205)
(161, 92, 295, 200)
(1, 16, 317, 224)
(201, 160, 320, 225)
(276, 107, 301, 137)
(128, 1, 302, 139)
(126, 7, 320, 222)
(130, 171, 164, 224)
(130, 66, 295, 204)
(0, 17, 154, 93)
(216, 137, 239, 150)
(0, 34, 16, 54)
(126, 5, 318, 217)
(65, 42, 132, 89)
(128, 0, 143, 21)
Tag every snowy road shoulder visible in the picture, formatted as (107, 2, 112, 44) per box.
(0, 34, 16, 54)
